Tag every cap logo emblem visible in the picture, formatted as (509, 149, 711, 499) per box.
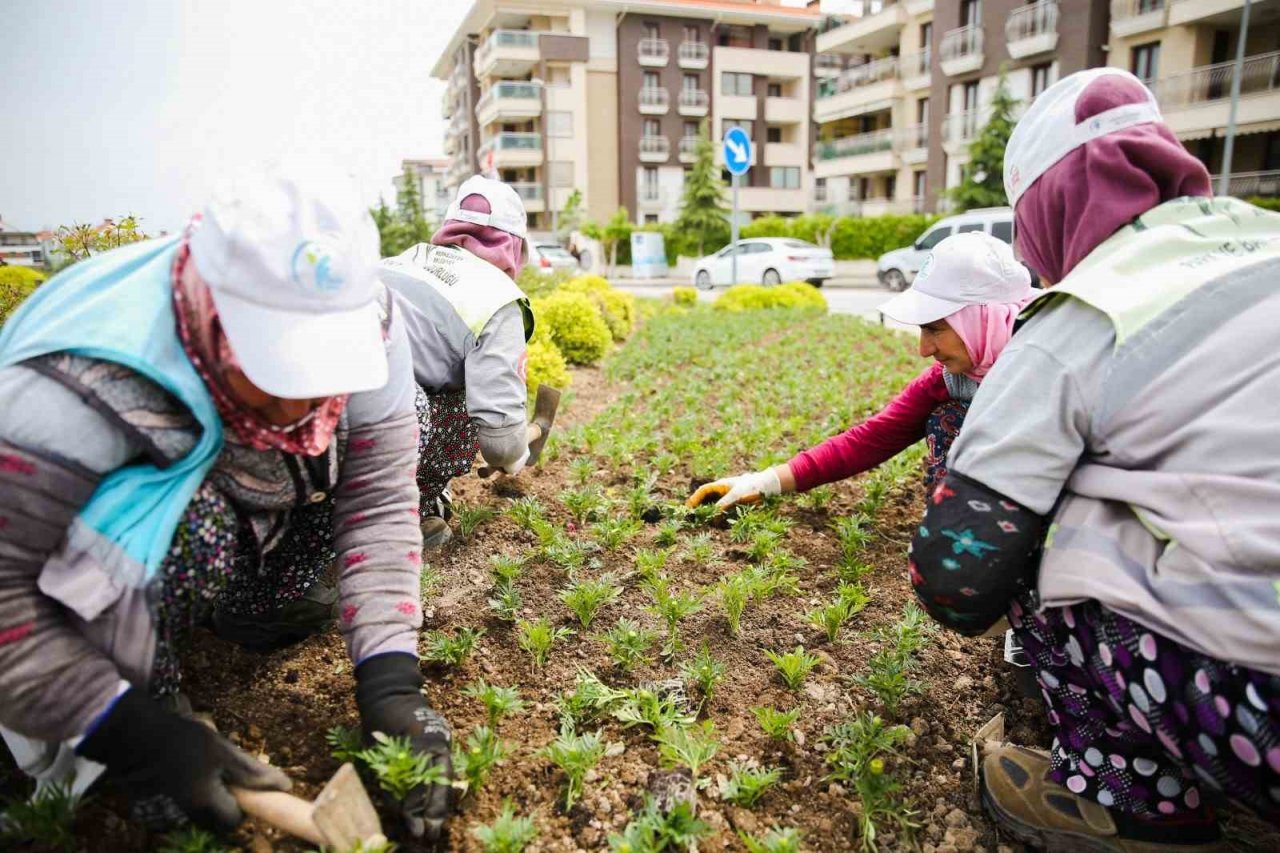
(291, 239, 344, 292)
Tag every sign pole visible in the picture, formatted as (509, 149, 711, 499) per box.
(731, 172, 740, 286)
(1218, 0, 1252, 197)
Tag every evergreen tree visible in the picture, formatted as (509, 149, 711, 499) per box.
(947, 72, 1019, 212)
(556, 188, 585, 243)
(394, 173, 435, 250)
(674, 122, 730, 256)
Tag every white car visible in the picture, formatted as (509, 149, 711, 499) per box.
(693, 238, 834, 290)
(527, 241, 580, 274)
(876, 207, 1013, 291)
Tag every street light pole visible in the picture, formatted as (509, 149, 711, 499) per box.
(1218, 0, 1252, 197)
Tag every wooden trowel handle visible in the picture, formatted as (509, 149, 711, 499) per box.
(231, 786, 326, 846)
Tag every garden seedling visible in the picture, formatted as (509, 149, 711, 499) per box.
(655, 518, 683, 546)
(683, 533, 716, 566)
(569, 457, 596, 486)
(540, 729, 614, 812)
(470, 798, 538, 853)
(633, 547, 670, 584)
(555, 669, 627, 733)
(612, 686, 696, 732)
(359, 733, 448, 801)
(765, 647, 821, 691)
(852, 650, 923, 717)
(326, 724, 364, 764)
(821, 712, 917, 851)
(592, 516, 642, 551)
(740, 826, 804, 853)
(419, 563, 441, 598)
(600, 618, 657, 673)
(158, 828, 228, 853)
(560, 574, 624, 628)
(560, 485, 606, 526)
(0, 781, 82, 852)
(452, 725, 511, 795)
(517, 617, 574, 669)
(717, 572, 752, 636)
(752, 706, 801, 742)
(679, 643, 725, 706)
(488, 580, 523, 622)
(423, 626, 485, 667)
(796, 484, 833, 511)
(646, 579, 703, 658)
(462, 680, 525, 729)
(806, 584, 870, 645)
(607, 796, 710, 852)
(507, 496, 546, 530)
(456, 503, 499, 538)
(719, 761, 782, 808)
(490, 553, 525, 585)
(655, 720, 719, 789)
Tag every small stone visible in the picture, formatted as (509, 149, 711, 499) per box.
(954, 676, 974, 691)
(828, 782, 846, 797)
(585, 769, 599, 783)
(733, 808, 759, 834)
(944, 808, 969, 829)
(247, 723, 263, 740)
(793, 728, 806, 747)
(789, 803, 801, 813)
(952, 758, 966, 770)
(283, 669, 299, 684)
(911, 717, 931, 737)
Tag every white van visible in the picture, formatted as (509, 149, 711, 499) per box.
(876, 207, 1013, 291)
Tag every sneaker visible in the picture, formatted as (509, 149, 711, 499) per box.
(212, 578, 338, 652)
(982, 745, 1226, 852)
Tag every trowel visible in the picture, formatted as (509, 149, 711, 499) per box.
(231, 762, 385, 850)
(478, 384, 562, 477)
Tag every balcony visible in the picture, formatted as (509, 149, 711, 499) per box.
(678, 41, 709, 69)
(814, 56, 901, 122)
(638, 186, 665, 211)
(474, 29, 540, 79)
(475, 81, 543, 127)
(1170, 0, 1253, 26)
(1211, 170, 1280, 199)
(1150, 52, 1280, 139)
(816, 0, 907, 56)
(942, 109, 983, 151)
(814, 54, 844, 77)
(765, 96, 806, 124)
(477, 132, 543, 169)
(1006, 2, 1059, 60)
(678, 136, 699, 163)
(813, 128, 897, 178)
(678, 89, 710, 117)
(639, 87, 670, 115)
(901, 50, 931, 90)
(510, 182, 545, 213)
(638, 38, 669, 67)
(903, 0, 934, 13)
(1110, 0, 1168, 38)
(639, 135, 670, 163)
(939, 25, 983, 77)
(895, 122, 929, 164)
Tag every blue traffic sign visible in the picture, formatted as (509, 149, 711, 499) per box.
(722, 127, 752, 176)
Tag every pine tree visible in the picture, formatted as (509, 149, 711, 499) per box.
(947, 72, 1019, 212)
(395, 172, 435, 250)
(674, 122, 730, 256)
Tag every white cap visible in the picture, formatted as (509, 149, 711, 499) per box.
(444, 175, 528, 238)
(879, 232, 1032, 325)
(189, 163, 386, 399)
(1004, 67, 1162, 208)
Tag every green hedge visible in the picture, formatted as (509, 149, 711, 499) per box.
(1245, 196, 1280, 212)
(713, 282, 827, 313)
(0, 267, 46, 327)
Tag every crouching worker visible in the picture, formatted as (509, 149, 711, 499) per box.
(689, 231, 1034, 510)
(910, 68, 1280, 849)
(380, 176, 552, 547)
(0, 169, 451, 840)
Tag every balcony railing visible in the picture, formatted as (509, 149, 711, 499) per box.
(940, 25, 984, 73)
(678, 136, 699, 161)
(639, 185, 663, 205)
(475, 29, 539, 71)
(478, 132, 542, 157)
(677, 89, 709, 114)
(814, 128, 895, 161)
(901, 50, 931, 79)
(639, 135, 671, 161)
(1212, 169, 1280, 198)
(677, 41, 709, 68)
(1111, 0, 1165, 17)
(818, 56, 900, 100)
(814, 54, 844, 74)
(475, 81, 542, 115)
(1006, 2, 1059, 43)
(943, 109, 983, 145)
(509, 182, 544, 202)
(639, 38, 670, 66)
(639, 87, 671, 113)
(894, 122, 928, 150)
(1148, 51, 1280, 111)
(814, 185, 829, 204)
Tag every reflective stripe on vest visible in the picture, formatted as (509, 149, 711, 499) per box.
(382, 244, 533, 340)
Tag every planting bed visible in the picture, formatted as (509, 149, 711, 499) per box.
(4, 305, 1276, 852)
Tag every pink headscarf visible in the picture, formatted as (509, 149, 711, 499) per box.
(944, 293, 1036, 381)
(1015, 75, 1212, 284)
(430, 193, 525, 279)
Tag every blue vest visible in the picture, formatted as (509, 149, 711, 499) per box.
(0, 236, 224, 582)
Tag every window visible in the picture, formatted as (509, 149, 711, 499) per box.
(643, 71, 660, 90)
(769, 167, 800, 189)
(920, 21, 932, 51)
(722, 72, 753, 96)
(723, 119, 752, 137)
(641, 166, 659, 199)
(683, 73, 700, 92)
(913, 170, 927, 199)
(963, 81, 980, 110)
(815, 177, 828, 201)
(766, 126, 782, 143)
(990, 220, 1013, 243)
(546, 111, 572, 137)
(643, 118, 661, 137)
(767, 82, 782, 98)
(958, 222, 985, 233)
(683, 25, 700, 43)
(1031, 63, 1053, 98)
(645, 214, 659, 224)
(1131, 42, 1160, 82)
(916, 97, 930, 125)
(643, 22, 660, 40)
(549, 161, 574, 187)
(960, 0, 981, 27)
(718, 25, 752, 48)
(885, 175, 896, 200)
(683, 120, 699, 138)
(768, 38, 783, 51)
(916, 225, 952, 250)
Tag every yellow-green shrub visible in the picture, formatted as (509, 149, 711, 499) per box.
(713, 282, 827, 314)
(565, 274, 611, 294)
(562, 275, 636, 342)
(0, 267, 46, 327)
(531, 290, 613, 365)
(672, 286, 697, 307)
(525, 326, 571, 397)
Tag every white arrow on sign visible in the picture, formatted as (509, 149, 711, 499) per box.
(725, 138, 746, 163)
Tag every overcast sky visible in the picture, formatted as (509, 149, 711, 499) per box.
(2, 0, 815, 235)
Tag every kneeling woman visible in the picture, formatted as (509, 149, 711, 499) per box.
(690, 231, 1034, 510)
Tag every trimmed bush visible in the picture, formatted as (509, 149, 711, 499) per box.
(531, 290, 613, 365)
(672, 286, 698, 307)
(0, 267, 46, 327)
(713, 282, 827, 314)
(526, 327, 571, 396)
(703, 212, 939, 260)
(1246, 196, 1280, 212)
(563, 276, 636, 342)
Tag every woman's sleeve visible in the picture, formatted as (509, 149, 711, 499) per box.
(787, 363, 949, 492)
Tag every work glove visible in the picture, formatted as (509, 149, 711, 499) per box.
(500, 445, 530, 477)
(76, 688, 291, 832)
(355, 653, 454, 842)
(686, 468, 781, 510)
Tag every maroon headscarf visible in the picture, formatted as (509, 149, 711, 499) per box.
(430, 193, 526, 279)
(1015, 75, 1212, 284)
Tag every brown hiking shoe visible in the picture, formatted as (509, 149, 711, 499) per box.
(422, 516, 452, 548)
(982, 745, 1227, 852)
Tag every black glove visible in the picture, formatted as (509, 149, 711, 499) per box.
(77, 688, 291, 831)
(355, 653, 454, 841)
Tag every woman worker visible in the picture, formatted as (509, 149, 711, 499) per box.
(689, 231, 1035, 510)
(909, 68, 1280, 850)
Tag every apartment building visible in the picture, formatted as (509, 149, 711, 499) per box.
(1108, 0, 1280, 198)
(814, 0, 1111, 215)
(432, 0, 822, 230)
(393, 158, 453, 221)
